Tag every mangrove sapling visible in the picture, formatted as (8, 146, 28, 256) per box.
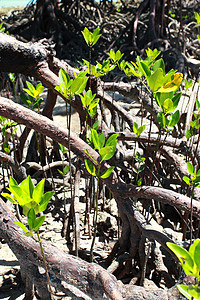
(21, 81, 46, 165)
(22, 81, 44, 113)
(123, 48, 183, 185)
(82, 27, 101, 88)
(1, 175, 55, 299)
(132, 121, 146, 184)
(80, 89, 99, 141)
(0, 116, 18, 188)
(84, 129, 118, 262)
(167, 239, 200, 299)
(55, 68, 88, 238)
(183, 162, 200, 244)
(135, 151, 146, 186)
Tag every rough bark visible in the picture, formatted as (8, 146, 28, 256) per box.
(0, 97, 199, 220)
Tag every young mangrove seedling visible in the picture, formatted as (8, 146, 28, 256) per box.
(84, 129, 118, 262)
(167, 239, 200, 300)
(2, 175, 55, 299)
(183, 162, 200, 244)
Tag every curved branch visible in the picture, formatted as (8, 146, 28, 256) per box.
(0, 97, 199, 220)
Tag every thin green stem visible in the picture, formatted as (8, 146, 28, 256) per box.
(190, 184, 195, 245)
(148, 129, 162, 185)
(67, 95, 73, 204)
(89, 46, 92, 89)
(36, 230, 53, 299)
(90, 163, 100, 262)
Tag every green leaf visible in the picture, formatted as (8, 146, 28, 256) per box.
(20, 93, 30, 105)
(58, 68, 70, 94)
(138, 164, 145, 173)
(145, 48, 161, 60)
(92, 27, 101, 46)
(23, 201, 39, 216)
(92, 120, 99, 130)
(9, 176, 18, 186)
(20, 176, 34, 198)
(59, 144, 68, 154)
(23, 88, 34, 98)
(136, 151, 141, 160)
(58, 169, 64, 176)
(152, 58, 165, 73)
(39, 191, 55, 212)
(157, 73, 183, 93)
(84, 149, 98, 164)
(187, 162, 194, 175)
(172, 92, 182, 109)
(183, 176, 191, 185)
(149, 68, 164, 92)
(196, 98, 200, 110)
(82, 27, 90, 45)
(70, 77, 88, 95)
(100, 166, 115, 179)
(185, 79, 193, 90)
(85, 159, 96, 176)
(187, 285, 200, 299)
(14, 221, 28, 233)
(185, 126, 192, 140)
(177, 285, 193, 300)
(140, 61, 151, 80)
(100, 167, 115, 179)
(137, 178, 142, 186)
(109, 49, 115, 61)
(82, 27, 101, 47)
(33, 179, 45, 204)
(191, 239, 200, 271)
(91, 129, 100, 150)
(8, 186, 30, 206)
(167, 242, 195, 276)
(194, 12, 200, 24)
(133, 122, 138, 135)
(26, 81, 35, 94)
(27, 208, 36, 230)
(33, 216, 45, 231)
(157, 112, 166, 128)
(137, 125, 146, 136)
(105, 133, 118, 147)
(1, 193, 17, 204)
(98, 133, 105, 148)
(99, 146, 115, 161)
(63, 165, 69, 175)
(168, 110, 180, 127)
(89, 98, 99, 110)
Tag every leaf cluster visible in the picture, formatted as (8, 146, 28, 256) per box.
(82, 27, 101, 48)
(21, 81, 44, 110)
(167, 240, 200, 299)
(133, 122, 146, 137)
(183, 162, 200, 188)
(80, 90, 99, 119)
(2, 176, 54, 236)
(84, 131, 118, 179)
(55, 69, 88, 99)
